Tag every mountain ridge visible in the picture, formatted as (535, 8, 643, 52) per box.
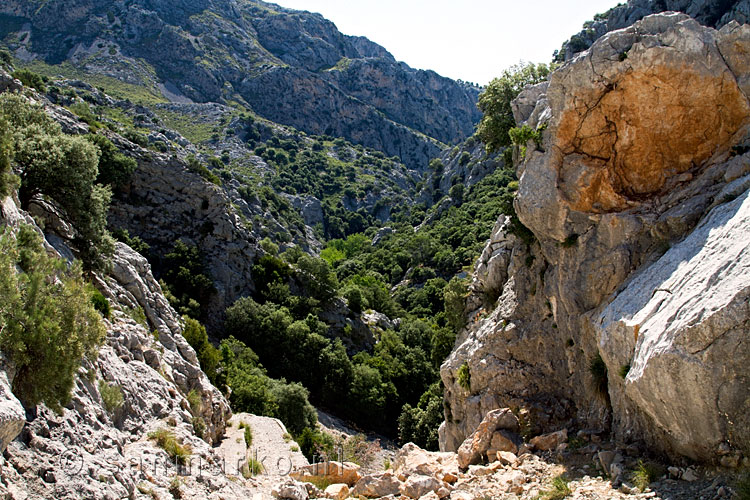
(0, 0, 481, 169)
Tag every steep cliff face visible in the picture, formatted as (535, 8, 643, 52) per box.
(104, 129, 260, 331)
(0, 0, 480, 169)
(441, 13, 750, 464)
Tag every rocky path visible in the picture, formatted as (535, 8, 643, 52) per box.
(216, 413, 308, 499)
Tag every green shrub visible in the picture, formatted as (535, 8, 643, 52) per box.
(111, 228, 150, 255)
(397, 383, 443, 450)
(192, 416, 206, 439)
(476, 62, 553, 152)
(182, 318, 220, 382)
(270, 380, 317, 435)
(186, 155, 221, 185)
(0, 226, 105, 411)
(508, 123, 547, 159)
(161, 241, 215, 320)
(98, 380, 124, 414)
(148, 428, 192, 465)
(69, 101, 100, 128)
(86, 134, 137, 187)
(168, 477, 182, 498)
(540, 474, 572, 499)
(89, 288, 110, 319)
(12, 69, 46, 92)
(0, 48, 11, 65)
(244, 424, 253, 448)
(444, 276, 467, 331)
(342, 285, 365, 313)
(630, 460, 660, 491)
(241, 457, 264, 477)
(457, 362, 471, 391)
(458, 151, 471, 166)
(297, 427, 335, 462)
(561, 233, 579, 248)
(186, 389, 202, 416)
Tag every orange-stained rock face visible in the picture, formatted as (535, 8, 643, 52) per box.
(555, 64, 750, 213)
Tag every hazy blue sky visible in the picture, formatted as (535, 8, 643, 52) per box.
(271, 0, 621, 85)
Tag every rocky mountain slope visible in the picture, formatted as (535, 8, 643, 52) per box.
(442, 12, 750, 469)
(0, 0, 481, 170)
(557, 0, 750, 61)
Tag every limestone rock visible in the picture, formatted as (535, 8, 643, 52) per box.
(457, 409, 519, 468)
(0, 356, 24, 454)
(598, 183, 750, 460)
(400, 475, 443, 499)
(529, 429, 567, 451)
(291, 461, 361, 487)
(351, 471, 402, 498)
(394, 442, 459, 481)
(496, 451, 518, 466)
(490, 430, 521, 455)
(517, 12, 750, 239)
(558, 0, 750, 62)
(323, 483, 350, 500)
(272, 480, 309, 500)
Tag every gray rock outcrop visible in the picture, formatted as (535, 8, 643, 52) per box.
(0, 355, 24, 455)
(557, 0, 750, 61)
(441, 14, 750, 463)
(106, 131, 259, 331)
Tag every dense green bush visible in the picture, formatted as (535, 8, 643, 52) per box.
(219, 336, 321, 437)
(86, 134, 137, 187)
(111, 228, 150, 255)
(398, 382, 444, 450)
(269, 380, 317, 435)
(1, 94, 114, 270)
(0, 226, 105, 411)
(476, 62, 553, 152)
(148, 428, 191, 465)
(11, 69, 46, 92)
(589, 353, 608, 397)
(89, 287, 111, 319)
(182, 317, 220, 383)
(160, 241, 215, 319)
(186, 155, 221, 185)
(297, 426, 335, 462)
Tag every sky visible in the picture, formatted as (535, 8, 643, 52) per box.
(270, 0, 621, 86)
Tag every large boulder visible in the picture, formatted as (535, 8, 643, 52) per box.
(529, 429, 567, 451)
(272, 480, 309, 500)
(457, 408, 519, 469)
(0, 357, 24, 454)
(393, 442, 459, 482)
(598, 181, 750, 460)
(517, 13, 750, 241)
(399, 475, 443, 499)
(351, 471, 402, 498)
(291, 461, 361, 487)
